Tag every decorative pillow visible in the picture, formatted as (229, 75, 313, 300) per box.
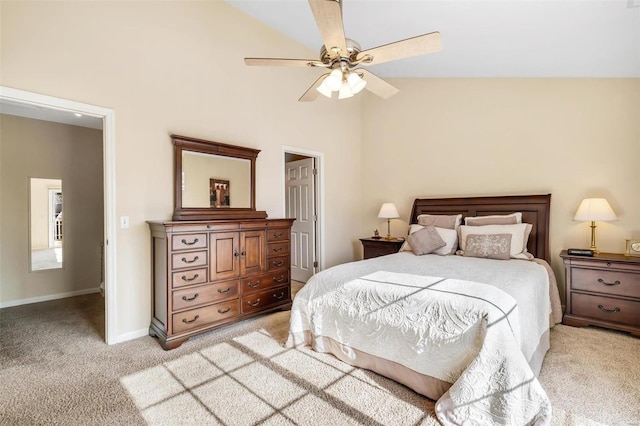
(463, 234, 512, 260)
(406, 225, 446, 255)
(401, 224, 458, 255)
(417, 214, 462, 230)
(464, 212, 522, 226)
(458, 223, 533, 260)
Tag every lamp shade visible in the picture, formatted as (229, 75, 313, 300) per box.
(378, 203, 399, 219)
(573, 198, 617, 222)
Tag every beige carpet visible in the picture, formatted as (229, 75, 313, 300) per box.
(1, 290, 639, 425)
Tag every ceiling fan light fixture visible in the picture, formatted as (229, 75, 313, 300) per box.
(338, 83, 354, 99)
(346, 72, 366, 94)
(316, 81, 333, 98)
(323, 69, 343, 91)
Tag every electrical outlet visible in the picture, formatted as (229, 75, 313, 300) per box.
(120, 216, 130, 228)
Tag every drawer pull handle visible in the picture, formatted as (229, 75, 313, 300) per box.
(597, 304, 620, 314)
(181, 238, 199, 246)
(273, 247, 284, 252)
(181, 274, 199, 282)
(182, 293, 199, 302)
(597, 278, 621, 286)
(241, 250, 246, 256)
(181, 256, 199, 264)
(248, 299, 261, 307)
(218, 287, 231, 294)
(273, 292, 285, 300)
(273, 275, 285, 283)
(248, 281, 260, 288)
(274, 232, 284, 238)
(273, 260, 285, 267)
(182, 315, 200, 324)
(218, 306, 231, 314)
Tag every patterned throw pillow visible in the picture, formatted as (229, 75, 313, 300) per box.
(406, 225, 447, 255)
(463, 234, 512, 260)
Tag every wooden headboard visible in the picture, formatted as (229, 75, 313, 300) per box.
(409, 194, 551, 262)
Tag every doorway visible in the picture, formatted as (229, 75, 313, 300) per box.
(283, 146, 324, 283)
(0, 86, 117, 344)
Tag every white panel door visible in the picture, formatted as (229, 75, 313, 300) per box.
(285, 158, 315, 282)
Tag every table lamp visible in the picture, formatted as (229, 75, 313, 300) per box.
(573, 198, 617, 253)
(378, 203, 399, 240)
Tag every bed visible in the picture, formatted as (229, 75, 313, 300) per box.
(286, 194, 563, 426)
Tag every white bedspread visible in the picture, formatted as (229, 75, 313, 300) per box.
(286, 253, 559, 425)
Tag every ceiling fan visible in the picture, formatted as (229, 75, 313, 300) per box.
(244, 0, 442, 102)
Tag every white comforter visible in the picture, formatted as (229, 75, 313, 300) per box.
(286, 252, 559, 425)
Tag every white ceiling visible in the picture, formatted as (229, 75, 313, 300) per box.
(227, 0, 640, 78)
(0, 99, 103, 130)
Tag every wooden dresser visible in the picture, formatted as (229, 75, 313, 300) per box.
(560, 250, 640, 337)
(148, 218, 295, 349)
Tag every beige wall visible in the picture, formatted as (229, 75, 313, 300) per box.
(0, 114, 104, 302)
(361, 78, 640, 298)
(0, 1, 362, 337)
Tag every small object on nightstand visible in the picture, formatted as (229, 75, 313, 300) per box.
(625, 239, 640, 257)
(567, 248, 594, 257)
(360, 237, 405, 259)
(372, 229, 381, 239)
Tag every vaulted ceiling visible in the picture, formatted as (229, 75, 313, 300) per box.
(227, 0, 640, 78)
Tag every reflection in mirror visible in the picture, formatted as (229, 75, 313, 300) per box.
(181, 151, 251, 209)
(30, 178, 63, 271)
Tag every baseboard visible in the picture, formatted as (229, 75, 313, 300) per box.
(0, 288, 101, 309)
(113, 328, 149, 344)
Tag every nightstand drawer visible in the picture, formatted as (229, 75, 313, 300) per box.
(572, 293, 640, 327)
(572, 268, 640, 298)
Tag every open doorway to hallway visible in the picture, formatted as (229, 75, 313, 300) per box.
(0, 86, 117, 344)
(283, 147, 324, 283)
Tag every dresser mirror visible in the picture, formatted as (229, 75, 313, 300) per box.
(172, 134, 267, 220)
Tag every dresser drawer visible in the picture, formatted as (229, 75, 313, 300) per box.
(171, 268, 208, 288)
(267, 242, 290, 257)
(172, 299, 240, 334)
(572, 268, 640, 298)
(267, 228, 289, 242)
(172, 280, 239, 311)
(241, 270, 289, 294)
(172, 233, 207, 251)
(171, 250, 207, 269)
(267, 255, 289, 271)
(241, 286, 290, 314)
(571, 293, 640, 327)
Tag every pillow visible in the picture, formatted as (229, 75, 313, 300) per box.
(464, 212, 522, 226)
(463, 233, 512, 260)
(458, 223, 533, 260)
(401, 224, 458, 255)
(417, 214, 462, 230)
(406, 225, 446, 255)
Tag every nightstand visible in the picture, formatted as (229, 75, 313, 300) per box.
(360, 237, 405, 259)
(560, 250, 640, 337)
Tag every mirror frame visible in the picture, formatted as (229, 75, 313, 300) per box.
(172, 134, 267, 221)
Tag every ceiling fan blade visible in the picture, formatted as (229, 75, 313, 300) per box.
(299, 73, 329, 102)
(356, 31, 442, 66)
(245, 58, 325, 67)
(308, 0, 348, 59)
(357, 69, 399, 99)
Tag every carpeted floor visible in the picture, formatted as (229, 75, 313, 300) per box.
(1, 287, 639, 426)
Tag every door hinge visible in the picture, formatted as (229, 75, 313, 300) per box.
(313, 261, 318, 268)
(312, 168, 317, 176)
